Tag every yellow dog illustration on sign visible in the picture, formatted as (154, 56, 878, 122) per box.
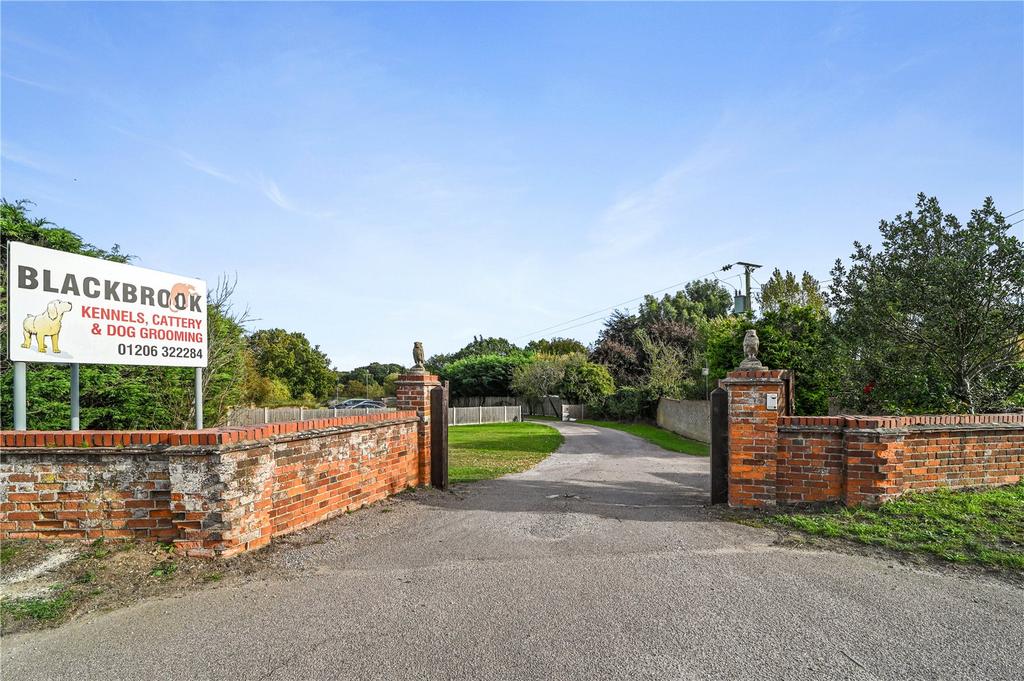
(22, 300, 73, 353)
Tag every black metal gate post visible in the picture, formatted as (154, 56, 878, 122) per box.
(710, 387, 729, 504)
(430, 381, 449, 489)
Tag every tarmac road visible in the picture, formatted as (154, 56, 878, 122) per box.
(3, 420, 1022, 680)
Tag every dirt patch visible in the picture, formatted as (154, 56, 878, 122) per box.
(0, 492, 423, 636)
(0, 538, 271, 636)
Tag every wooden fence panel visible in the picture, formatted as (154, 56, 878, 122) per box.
(224, 406, 398, 427)
(448, 405, 522, 426)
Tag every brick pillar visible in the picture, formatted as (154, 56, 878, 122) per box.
(396, 372, 441, 487)
(721, 368, 789, 508)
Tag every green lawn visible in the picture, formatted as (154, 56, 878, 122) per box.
(575, 419, 709, 456)
(448, 422, 564, 483)
(769, 483, 1024, 570)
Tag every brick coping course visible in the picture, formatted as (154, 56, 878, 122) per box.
(0, 410, 419, 449)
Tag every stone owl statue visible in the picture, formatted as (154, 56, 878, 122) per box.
(412, 341, 425, 370)
(740, 329, 763, 368)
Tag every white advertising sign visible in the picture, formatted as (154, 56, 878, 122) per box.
(7, 241, 208, 367)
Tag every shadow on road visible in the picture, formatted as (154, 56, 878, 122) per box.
(413, 466, 712, 524)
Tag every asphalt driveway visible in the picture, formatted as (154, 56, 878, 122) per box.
(3, 421, 1022, 680)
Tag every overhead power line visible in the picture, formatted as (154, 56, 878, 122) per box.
(514, 209, 1024, 344)
(514, 263, 739, 341)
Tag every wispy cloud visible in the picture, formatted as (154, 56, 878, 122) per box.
(1, 141, 60, 175)
(2, 72, 67, 94)
(109, 125, 334, 218)
(258, 177, 295, 211)
(178, 151, 239, 184)
(2, 31, 73, 60)
(112, 126, 235, 185)
(588, 138, 734, 256)
(818, 6, 864, 46)
(256, 175, 334, 219)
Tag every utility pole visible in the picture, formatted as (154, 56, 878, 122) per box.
(735, 261, 762, 315)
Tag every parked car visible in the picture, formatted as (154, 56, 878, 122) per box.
(343, 400, 387, 410)
(330, 398, 373, 409)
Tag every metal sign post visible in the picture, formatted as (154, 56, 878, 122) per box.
(13, 361, 27, 431)
(195, 367, 203, 429)
(70, 363, 80, 431)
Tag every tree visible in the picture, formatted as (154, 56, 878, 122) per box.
(426, 335, 521, 374)
(248, 329, 335, 401)
(684, 278, 734, 319)
(340, 378, 384, 399)
(442, 353, 530, 397)
(458, 335, 520, 356)
(243, 372, 292, 405)
(561, 354, 615, 404)
(698, 315, 745, 387)
(635, 329, 689, 400)
(511, 355, 568, 415)
(194, 276, 253, 422)
(337, 362, 404, 388)
(382, 372, 401, 396)
(756, 303, 830, 415)
(757, 269, 826, 314)
(590, 310, 644, 385)
(829, 194, 1024, 413)
(592, 303, 700, 389)
(636, 279, 731, 329)
(525, 337, 587, 356)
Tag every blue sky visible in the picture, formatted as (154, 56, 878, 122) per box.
(3, 2, 1022, 369)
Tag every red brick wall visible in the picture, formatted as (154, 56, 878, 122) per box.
(776, 424, 845, 504)
(266, 419, 419, 541)
(722, 384, 1024, 509)
(1, 392, 435, 557)
(1, 452, 176, 541)
(901, 426, 1023, 492)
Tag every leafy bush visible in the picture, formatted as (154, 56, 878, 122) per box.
(561, 355, 615, 404)
(442, 353, 531, 397)
(587, 386, 657, 421)
(511, 354, 568, 413)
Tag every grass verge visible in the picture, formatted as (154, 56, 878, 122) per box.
(1, 586, 75, 623)
(575, 419, 708, 456)
(767, 483, 1024, 570)
(0, 544, 19, 566)
(448, 422, 564, 483)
